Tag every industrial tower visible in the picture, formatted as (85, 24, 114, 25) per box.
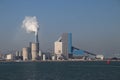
(54, 33, 72, 60)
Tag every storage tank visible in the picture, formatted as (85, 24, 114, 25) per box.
(31, 43, 39, 60)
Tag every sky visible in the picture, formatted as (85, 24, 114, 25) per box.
(0, 0, 120, 57)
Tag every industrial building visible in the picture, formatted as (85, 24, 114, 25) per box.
(15, 51, 23, 60)
(95, 55, 104, 60)
(54, 33, 72, 60)
(54, 33, 71, 60)
(54, 33, 104, 60)
(6, 54, 13, 60)
(20, 42, 39, 61)
(54, 41, 63, 60)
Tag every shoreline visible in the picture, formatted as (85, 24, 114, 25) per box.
(0, 59, 120, 63)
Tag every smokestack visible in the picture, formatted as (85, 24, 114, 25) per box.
(22, 16, 40, 60)
(35, 31, 39, 43)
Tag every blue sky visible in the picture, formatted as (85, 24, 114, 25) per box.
(0, 0, 120, 57)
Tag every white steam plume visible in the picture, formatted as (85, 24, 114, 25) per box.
(22, 16, 39, 35)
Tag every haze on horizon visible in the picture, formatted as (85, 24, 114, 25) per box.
(0, 0, 120, 57)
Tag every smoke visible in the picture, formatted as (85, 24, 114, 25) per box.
(22, 16, 39, 35)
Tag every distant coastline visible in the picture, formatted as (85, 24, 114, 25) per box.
(0, 59, 120, 63)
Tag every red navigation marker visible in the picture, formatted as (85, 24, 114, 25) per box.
(107, 60, 110, 64)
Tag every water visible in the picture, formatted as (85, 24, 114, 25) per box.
(0, 61, 120, 80)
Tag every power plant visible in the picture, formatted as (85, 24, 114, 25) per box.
(0, 32, 105, 61)
(0, 16, 105, 61)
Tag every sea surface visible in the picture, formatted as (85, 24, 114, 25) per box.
(0, 61, 120, 80)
